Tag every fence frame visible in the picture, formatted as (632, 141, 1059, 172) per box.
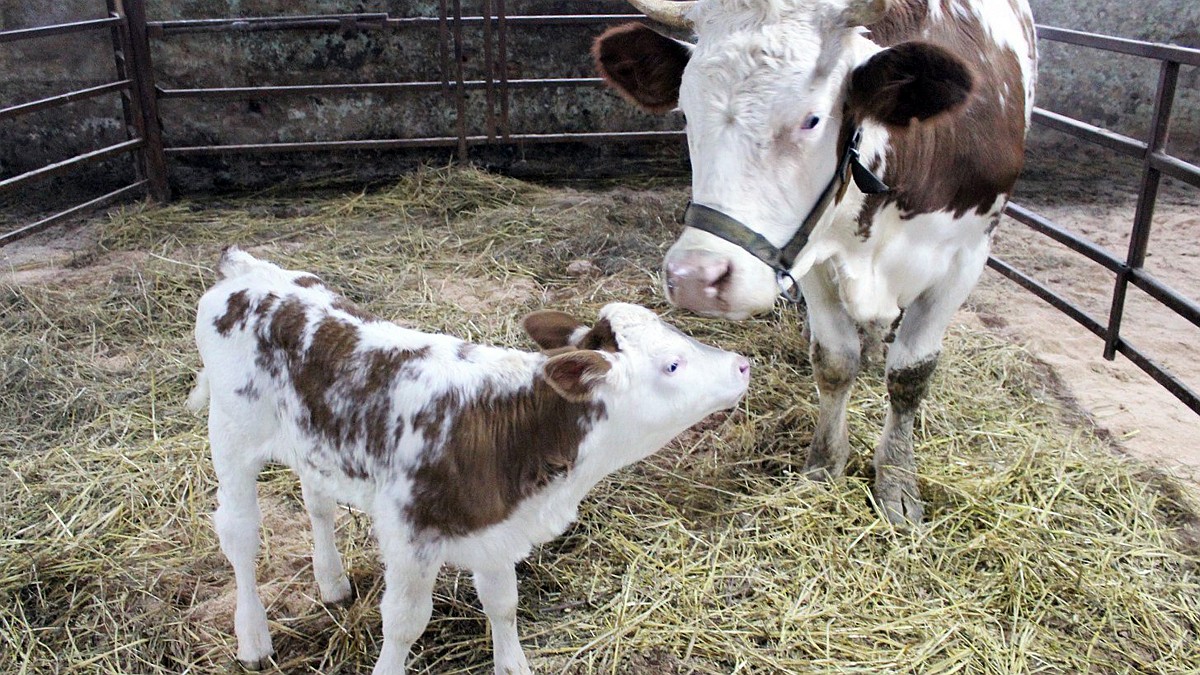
(3, 4, 1198, 414)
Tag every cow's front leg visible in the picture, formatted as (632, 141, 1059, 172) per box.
(799, 270, 861, 481)
(474, 564, 531, 675)
(876, 247, 986, 525)
(874, 354, 938, 525)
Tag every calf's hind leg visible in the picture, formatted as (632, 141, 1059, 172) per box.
(210, 415, 274, 669)
(300, 476, 353, 604)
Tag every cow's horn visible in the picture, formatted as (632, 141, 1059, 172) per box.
(626, 0, 695, 28)
(842, 0, 890, 26)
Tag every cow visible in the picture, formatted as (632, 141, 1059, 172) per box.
(593, 0, 1036, 525)
(188, 248, 750, 674)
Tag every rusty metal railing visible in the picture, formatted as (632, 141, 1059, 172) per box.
(0, 0, 168, 247)
(993, 26, 1200, 415)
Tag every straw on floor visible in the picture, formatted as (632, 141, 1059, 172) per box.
(2, 166, 1198, 674)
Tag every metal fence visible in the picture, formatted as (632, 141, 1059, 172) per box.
(2, 1, 1198, 415)
(993, 27, 1200, 415)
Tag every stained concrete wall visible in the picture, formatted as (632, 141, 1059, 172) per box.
(1, 0, 1196, 198)
(1027, 0, 1200, 163)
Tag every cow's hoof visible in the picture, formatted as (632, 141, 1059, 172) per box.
(872, 486, 924, 527)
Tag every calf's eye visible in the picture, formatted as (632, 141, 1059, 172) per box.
(801, 114, 821, 130)
(664, 360, 681, 374)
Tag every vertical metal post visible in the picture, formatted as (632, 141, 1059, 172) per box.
(481, 0, 496, 141)
(1102, 60, 1179, 359)
(437, 0, 450, 90)
(120, 0, 171, 200)
(105, 0, 143, 185)
(497, 0, 510, 139)
(451, 0, 468, 160)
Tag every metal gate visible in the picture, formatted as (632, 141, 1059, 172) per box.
(2, 1, 1198, 415)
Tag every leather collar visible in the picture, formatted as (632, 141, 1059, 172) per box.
(682, 127, 889, 301)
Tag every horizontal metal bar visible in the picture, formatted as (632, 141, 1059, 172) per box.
(157, 78, 605, 100)
(1110, 340, 1200, 415)
(0, 139, 144, 195)
(986, 256, 1107, 337)
(147, 13, 644, 36)
(1127, 269, 1200, 330)
(1036, 25, 1200, 67)
(0, 180, 148, 248)
(1030, 108, 1146, 159)
(988, 256, 1200, 415)
(1003, 202, 1125, 273)
(1149, 153, 1200, 189)
(164, 130, 684, 155)
(0, 16, 123, 43)
(0, 80, 132, 122)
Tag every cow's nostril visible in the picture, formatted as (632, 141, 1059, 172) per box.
(737, 357, 751, 376)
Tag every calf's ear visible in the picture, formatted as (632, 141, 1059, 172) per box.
(847, 41, 973, 127)
(593, 23, 691, 114)
(523, 310, 585, 351)
(543, 351, 613, 403)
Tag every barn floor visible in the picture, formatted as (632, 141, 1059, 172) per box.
(1, 166, 1199, 674)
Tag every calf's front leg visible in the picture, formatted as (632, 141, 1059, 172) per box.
(372, 513, 439, 675)
(299, 477, 353, 604)
(474, 565, 531, 675)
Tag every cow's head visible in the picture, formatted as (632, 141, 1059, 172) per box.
(595, 0, 973, 319)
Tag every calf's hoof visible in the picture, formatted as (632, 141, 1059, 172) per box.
(320, 576, 355, 607)
(238, 653, 274, 672)
(871, 484, 924, 526)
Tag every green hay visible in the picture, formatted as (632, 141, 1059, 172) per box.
(1, 166, 1198, 674)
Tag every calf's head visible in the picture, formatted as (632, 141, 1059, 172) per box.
(525, 303, 750, 449)
(595, 0, 974, 319)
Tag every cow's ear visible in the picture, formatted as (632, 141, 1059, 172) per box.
(542, 351, 613, 402)
(593, 23, 691, 114)
(523, 310, 585, 351)
(848, 41, 973, 127)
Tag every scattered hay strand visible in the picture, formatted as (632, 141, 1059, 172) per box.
(2, 166, 1198, 674)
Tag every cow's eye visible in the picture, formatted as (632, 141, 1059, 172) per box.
(664, 360, 682, 375)
(801, 114, 821, 130)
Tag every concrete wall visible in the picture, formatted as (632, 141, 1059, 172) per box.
(1, 0, 1196, 199)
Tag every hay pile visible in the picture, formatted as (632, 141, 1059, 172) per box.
(2, 166, 1198, 674)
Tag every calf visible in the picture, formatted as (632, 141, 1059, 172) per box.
(189, 248, 750, 674)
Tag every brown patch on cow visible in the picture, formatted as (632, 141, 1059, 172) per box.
(593, 23, 690, 114)
(849, 0, 1030, 220)
(214, 290, 252, 336)
(578, 318, 620, 353)
(887, 355, 939, 412)
(253, 292, 278, 319)
(405, 380, 606, 537)
(522, 310, 583, 351)
(293, 274, 323, 288)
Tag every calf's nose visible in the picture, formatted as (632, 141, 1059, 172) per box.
(736, 356, 751, 379)
(665, 251, 732, 314)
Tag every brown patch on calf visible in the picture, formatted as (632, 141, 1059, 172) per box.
(406, 380, 606, 537)
(593, 23, 690, 114)
(579, 318, 620, 353)
(522, 310, 583, 351)
(293, 274, 323, 288)
(331, 297, 379, 323)
(214, 290, 252, 336)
